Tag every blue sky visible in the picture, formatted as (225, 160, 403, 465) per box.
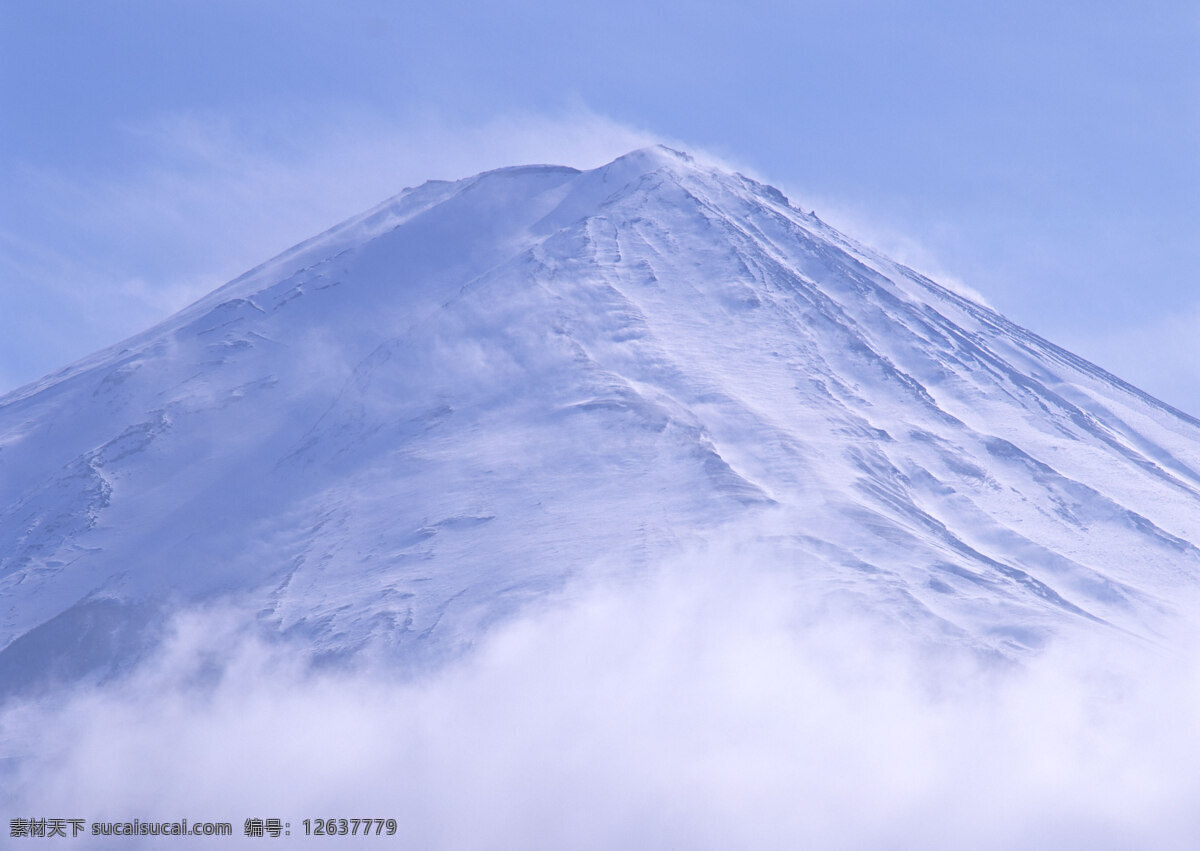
(2, 1, 1198, 412)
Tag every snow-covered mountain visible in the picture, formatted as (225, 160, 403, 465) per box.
(4, 145, 1200, 694)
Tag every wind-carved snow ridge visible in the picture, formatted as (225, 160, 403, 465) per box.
(2, 145, 1200, 699)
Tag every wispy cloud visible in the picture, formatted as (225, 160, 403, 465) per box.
(0, 106, 664, 395)
(5, 542, 1200, 848)
(776, 189, 995, 308)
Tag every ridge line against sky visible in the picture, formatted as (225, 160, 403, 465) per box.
(2, 2, 1197, 414)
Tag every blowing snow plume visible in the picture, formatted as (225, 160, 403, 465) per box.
(3, 146, 1200, 845)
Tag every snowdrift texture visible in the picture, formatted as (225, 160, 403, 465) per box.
(4, 146, 1200, 846)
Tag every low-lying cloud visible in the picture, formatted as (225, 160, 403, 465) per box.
(4, 548, 1200, 849)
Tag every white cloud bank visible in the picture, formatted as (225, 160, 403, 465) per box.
(4, 545, 1200, 849)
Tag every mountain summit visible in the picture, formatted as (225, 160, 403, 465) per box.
(3, 146, 1200, 691)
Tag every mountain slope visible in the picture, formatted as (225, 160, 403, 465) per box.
(3, 146, 1200, 691)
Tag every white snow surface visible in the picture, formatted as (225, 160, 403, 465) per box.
(3, 145, 1200, 690)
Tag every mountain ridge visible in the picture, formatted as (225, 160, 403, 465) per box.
(3, 146, 1200, 696)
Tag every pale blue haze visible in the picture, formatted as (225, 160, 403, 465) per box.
(2, 0, 1198, 410)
